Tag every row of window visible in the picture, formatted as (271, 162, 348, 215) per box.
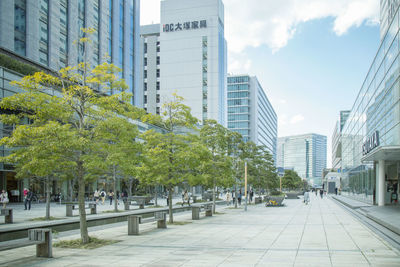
(143, 42, 160, 53)
(143, 81, 160, 91)
(144, 56, 160, 66)
(227, 84, 249, 91)
(202, 36, 208, 121)
(143, 69, 160, 78)
(228, 76, 249, 84)
(143, 94, 160, 104)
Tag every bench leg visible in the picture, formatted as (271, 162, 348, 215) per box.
(90, 204, 97, 214)
(128, 216, 140, 235)
(205, 209, 212, 217)
(66, 205, 73, 217)
(157, 218, 167, 229)
(5, 212, 13, 224)
(192, 208, 200, 220)
(36, 231, 52, 258)
(124, 202, 130, 211)
(139, 204, 144, 209)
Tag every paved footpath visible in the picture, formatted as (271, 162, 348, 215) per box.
(1, 195, 400, 267)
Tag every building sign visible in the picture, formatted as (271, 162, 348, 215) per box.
(362, 131, 379, 156)
(163, 20, 207, 32)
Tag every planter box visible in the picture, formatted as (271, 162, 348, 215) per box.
(254, 197, 263, 204)
(285, 192, 301, 199)
(265, 196, 285, 206)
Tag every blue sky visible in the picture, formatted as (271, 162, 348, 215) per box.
(141, 0, 381, 166)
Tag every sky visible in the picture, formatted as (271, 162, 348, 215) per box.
(140, 0, 381, 167)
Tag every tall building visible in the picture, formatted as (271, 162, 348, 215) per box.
(140, 24, 161, 115)
(0, 0, 141, 106)
(277, 134, 327, 184)
(227, 74, 277, 162)
(341, 0, 400, 205)
(159, 0, 227, 125)
(331, 110, 350, 170)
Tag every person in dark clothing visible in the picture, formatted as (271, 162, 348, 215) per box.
(250, 189, 254, 203)
(319, 189, 323, 199)
(238, 190, 242, 205)
(25, 188, 33, 210)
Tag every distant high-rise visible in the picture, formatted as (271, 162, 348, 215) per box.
(159, 0, 227, 125)
(140, 24, 160, 115)
(0, 0, 141, 106)
(277, 134, 327, 183)
(227, 74, 277, 162)
(331, 110, 350, 170)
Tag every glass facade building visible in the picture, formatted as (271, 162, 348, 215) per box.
(0, 0, 141, 106)
(227, 75, 278, 162)
(277, 134, 327, 185)
(332, 110, 350, 170)
(341, 0, 400, 205)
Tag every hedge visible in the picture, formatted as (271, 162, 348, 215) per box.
(0, 53, 39, 76)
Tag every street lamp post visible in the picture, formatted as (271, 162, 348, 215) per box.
(245, 161, 248, 211)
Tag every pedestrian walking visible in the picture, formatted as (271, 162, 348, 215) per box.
(100, 189, 106, 205)
(183, 190, 190, 206)
(238, 190, 242, 205)
(0, 189, 9, 208)
(335, 188, 338, 195)
(226, 191, 231, 206)
(25, 188, 33, 210)
(108, 190, 114, 205)
(94, 189, 100, 204)
(304, 191, 310, 205)
(116, 191, 120, 205)
(319, 189, 323, 199)
(250, 189, 254, 203)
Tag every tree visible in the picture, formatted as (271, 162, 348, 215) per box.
(200, 120, 234, 212)
(225, 131, 244, 208)
(0, 28, 141, 243)
(282, 170, 303, 190)
(140, 94, 202, 223)
(240, 142, 278, 195)
(87, 116, 142, 212)
(0, 121, 75, 219)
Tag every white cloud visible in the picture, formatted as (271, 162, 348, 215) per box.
(224, 0, 379, 54)
(140, 0, 380, 73)
(290, 114, 305, 124)
(279, 114, 288, 126)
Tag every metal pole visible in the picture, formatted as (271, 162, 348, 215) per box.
(245, 161, 248, 211)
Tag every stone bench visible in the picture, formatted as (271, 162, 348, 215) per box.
(128, 211, 167, 235)
(0, 228, 52, 257)
(0, 208, 13, 224)
(124, 198, 146, 210)
(66, 203, 96, 217)
(254, 197, 263, 204)
(191, 203, 213, 220)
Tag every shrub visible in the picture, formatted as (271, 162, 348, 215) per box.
(0, 54, 39, 76)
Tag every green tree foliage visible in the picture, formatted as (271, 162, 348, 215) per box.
(240, 142, 278, 195)
(282, 169, 303, 190)
(140, 94, 206, 223)
(0, 28, 143, 243)
(200, 119, 234, 212)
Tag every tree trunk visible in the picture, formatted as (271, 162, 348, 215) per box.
(68, 179, 73, 202)
(77, 163, 89, 244)
(113, 165, 118, 212)
(168, 188, 173, 223)
(128, 178, 133, 197)
(234, 184, 238, 208)
(45, 177, 51, 220)
(154, 185, 158, 206)
(212, 180, 216, 213)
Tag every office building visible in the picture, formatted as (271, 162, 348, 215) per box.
(159, 0, 227, 125)
(340, 0, 400, 205)
(227, 74, 277, 162)
(0, 0, 141, 106)
(140, 24, 161, 115)
(332, 110, 350, 170)
(277, 134, 327, 184)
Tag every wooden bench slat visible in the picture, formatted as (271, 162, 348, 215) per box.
(0, 239, 43, 251)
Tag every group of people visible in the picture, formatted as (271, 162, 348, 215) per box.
(94, 189, 124, 205)
(303, 188, 326, 204)
(225, 189, 254, 206)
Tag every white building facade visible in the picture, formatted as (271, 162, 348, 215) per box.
(227, 75, 277, 163)
(159, 0, 227, 125)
